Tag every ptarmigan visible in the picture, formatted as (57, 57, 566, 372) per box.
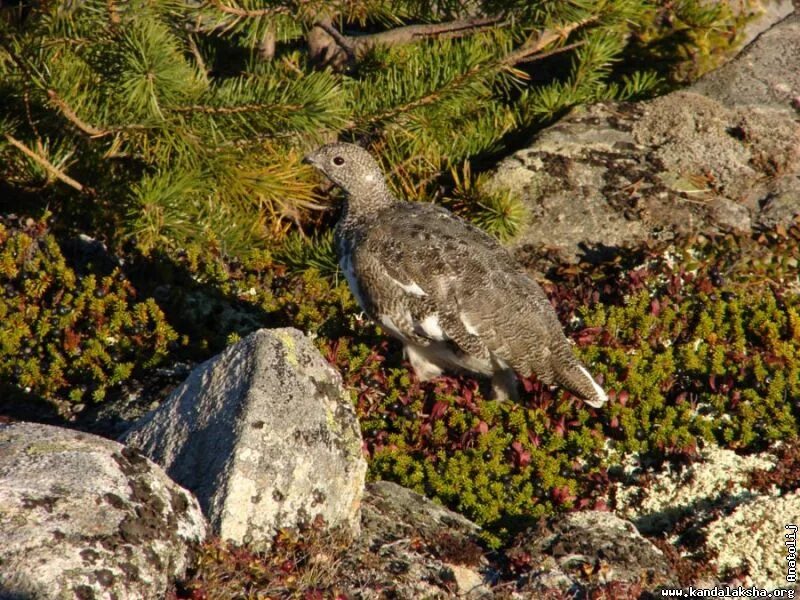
(304, 143, 607, 408)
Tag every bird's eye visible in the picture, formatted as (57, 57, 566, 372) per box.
(333, 156, 345, 166)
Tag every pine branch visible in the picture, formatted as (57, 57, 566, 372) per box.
(172, 102, 306, 114)
(45, 90, 154, 140)
(356, 62, 485, 128)
(502, 16, 597, 66)
(5, 134, 87, 193)
(506, 39, 586, 66)
(350, 20, 592, 130)
(207, 0, 293, 17)
(313, 15, 504, 67)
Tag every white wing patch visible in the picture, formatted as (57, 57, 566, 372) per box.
(386, 273, 427, 297)
(577, 365, 608, 407)
(460, 312, 480, 336)
(417, 314, 446, 341)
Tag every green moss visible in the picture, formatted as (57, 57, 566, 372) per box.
(0, 217, 177, 416)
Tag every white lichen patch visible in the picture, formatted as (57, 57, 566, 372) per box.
(705, 490, 800, 588)
(613, 445, 777, 534)
(220, 471, 258, 542)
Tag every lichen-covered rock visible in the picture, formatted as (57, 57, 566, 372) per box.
(489, 10, 800, 265)
(613, 445, 777, 535)
(0, 422, 207, 600)
(704, 490, 800, 588)
(344, 481, 492, 599)
(120, 328, 367, 547)
(509, 511, 677, 596)
(692, 11, 800, 112)
(489, 90, 800, 263)
(613, 444, 798, 588)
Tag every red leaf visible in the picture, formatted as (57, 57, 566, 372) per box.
(551, 485, 575, 505)
(511, 441, 531, 468)
(430, 401, 448, 420)
(280, 559, 295, 573)
(650, 298, 661, 316)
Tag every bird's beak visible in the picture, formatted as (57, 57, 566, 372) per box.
(303, 151, 334, 193)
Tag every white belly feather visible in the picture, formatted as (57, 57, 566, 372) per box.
(340, 253, 367, 311)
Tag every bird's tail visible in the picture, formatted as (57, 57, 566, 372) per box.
(551, 354, 607, 408)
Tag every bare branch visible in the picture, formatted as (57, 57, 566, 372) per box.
(107, 0, 121, 25)
(311, 15, 504, 69)
(5, 134, 86, 192)
(351, 16, 504, 52)
(258, 28, 276, 61)
(508, 40, 586, 66)
(313, 20, 357, 61)
(47, 90, 109, 137)
(187, 34, 210, 77)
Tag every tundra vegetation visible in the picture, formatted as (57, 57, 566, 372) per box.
(1, 0, 797, 596)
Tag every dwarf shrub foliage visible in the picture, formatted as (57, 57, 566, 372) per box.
(0, 217, 176, 416)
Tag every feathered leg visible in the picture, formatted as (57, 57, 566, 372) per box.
(490, 368, 519, 402)
(405, 344, 445, 381)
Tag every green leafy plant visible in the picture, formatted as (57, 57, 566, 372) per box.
(0, 216, 177, 415)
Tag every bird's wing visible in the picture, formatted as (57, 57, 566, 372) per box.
(353, 203, 561, 365)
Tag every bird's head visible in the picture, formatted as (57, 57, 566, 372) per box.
(303, 143, 390, 200)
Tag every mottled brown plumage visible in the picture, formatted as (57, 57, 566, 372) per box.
(304, 143, 607, 407)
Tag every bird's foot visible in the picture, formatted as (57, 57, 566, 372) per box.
(490, 369, 519, 402)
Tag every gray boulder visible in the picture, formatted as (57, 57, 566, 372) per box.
(734, 1, 795, 52)
(510, 510, 677, 596)
(490, 11, 800, 264)
(692, 11, 800, 113)
(120, 328, 367, 547)
(342, 481, 493, 599)
(0, 422, 207, 600)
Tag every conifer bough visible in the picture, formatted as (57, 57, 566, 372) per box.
(0, 0, 740, 257)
